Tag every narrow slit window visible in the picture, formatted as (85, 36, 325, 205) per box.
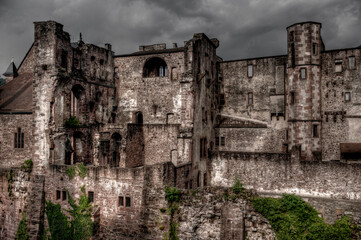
(349, 57, 355, 70)
(312, 43, 318, 55)
(215, 136, 219, 146)
(247, 65, 253, 78)
(126, 197, 131, 207)
(119, 196, 124, 207)
(313, 124, 319, 138)
(221, 137, 225, 146)
(62, 191, 67, 201)
(290, 92, 295, 105)
(56, 190, 61, 200)
(300, 68, 307, 79)
(88, 191, 94, 203)
(248, 92, 253, 105)
(14, 128, 24, 148)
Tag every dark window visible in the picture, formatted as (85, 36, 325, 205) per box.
(300, 68, 307, 79)
(247, 65, 253, 78)
(215, 136, 219, 146)
(218, 94, 225, 106)
(61, 51, 68, 69)
(312, 43, 318, 55)
(99, 59, 104, 66)
(189, 180, 193, 189)
(136, 112, 143, 124)
(248, 92, 253, 105)
(56, 190, 61, 200)
(345, 92, 351, 102)
(14, 128, 24, 148)
(100, 141, 110, 155)
(90, 56, 95, 62)
(313, 124, 319, 138)
(349, 57, 355, 70)
(221, 137, 225, 146)
(62, 191, 67, 201)
(126, 197, 131, 207)
(200, 138, 203, 158)
(197, 172, 201, 187)
(203, 173, 207, 186)
(88, 191, 94, 203)
(119, 196, 124, 207)
(143, 57, 168, 77)
(290, 92, 295, 105)
(185, 181, 188, 189)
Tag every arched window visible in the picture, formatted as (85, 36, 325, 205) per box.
(136, 112, 143, 124)
(143, 57, 168, 77)
(71, 85, 84, 118)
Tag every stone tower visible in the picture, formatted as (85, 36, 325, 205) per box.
(286, 22, 323, 160)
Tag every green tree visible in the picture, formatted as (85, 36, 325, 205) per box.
(16, 212, 29, 240)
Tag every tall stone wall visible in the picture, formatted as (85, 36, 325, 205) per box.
(0, 114, 33, 168)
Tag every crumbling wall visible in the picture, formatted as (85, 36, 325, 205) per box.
(0, 169, 31, 240)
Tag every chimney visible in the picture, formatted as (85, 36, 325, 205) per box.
(173, 43, 178, 48)
(105, 43, 112, 51)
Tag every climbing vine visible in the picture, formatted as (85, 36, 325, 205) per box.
(163, 185, 180, 240)
(76, 163, 87, 178)
(64, 115, 80, 128)
(16, 212, 29, 240)
(66, 166, 76, 179)
(7, 170, 14, 198)
(21, 159, 33, 173)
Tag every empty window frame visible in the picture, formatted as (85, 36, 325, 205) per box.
(300, 68, 307, 79)
(220, 137, 225, 146)
(335, 60, 343, 73)
(218, 93, 225, 106)
(345, 92, 351, 102)
(118, 196, 124, 207)
(126, 197, 131, 207)
(215, 136, 219, 146)
(88, 191, 94, 203)
(248, 92, 253, 105)
(247, 65, 253, 78)
(56, 190, 61, 200)
(290, 92, 295, 105)
(62, 190, 67, 201)
(349, 56, 355, 70)
(313, 124, 319, 138)
(312, 43, 318, 55)
(14, 128, 24, 148)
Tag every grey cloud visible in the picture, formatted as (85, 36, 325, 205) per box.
(1, 0, 361, 76)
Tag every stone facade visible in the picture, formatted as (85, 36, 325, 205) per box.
(0, 20, 361, 239)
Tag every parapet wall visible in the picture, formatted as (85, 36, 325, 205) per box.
(211, 150, 361, 200)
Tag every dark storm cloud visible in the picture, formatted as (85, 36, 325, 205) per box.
(1, 0, 361, 76)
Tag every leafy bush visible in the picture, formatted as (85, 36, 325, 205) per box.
(76, 163, 87, 178)
(16, 212, 29, 240)
(21, 159, 33, 173)
(66, 166, 76, 179)
(64, 115, 80, 128)
(45, 186, 93, 240)
(232, 178, 244, 194)
(165, 185, 180, 203)
(251, 194, 355, 240)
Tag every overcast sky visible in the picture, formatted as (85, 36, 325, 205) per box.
(1, 0, 360, 77)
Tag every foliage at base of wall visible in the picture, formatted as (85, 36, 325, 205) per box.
(21, 159, 33, 173)
(44, 186, 93, 240)
(164, 185, 180, 240)
(64, 115, 80, 128)
(251, 194, 361, 240)
(16, 212, 29, 240)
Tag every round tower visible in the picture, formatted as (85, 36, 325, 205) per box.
(286, 22, 323, 160)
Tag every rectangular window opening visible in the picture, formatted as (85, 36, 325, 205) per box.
(312, 43, 318, 55)
(247, 65, 253, 78)
(119, 196, 124, 207)
(313, 124, 319, 138)
(345, 92, 351, 102)
(290, 92, 295, 105)
(215, 136, 219, 146)
(248, 92, 253, 105)
(300, 68, 307, 79)
(335, 60, 343, 73)
(56, 190, 61, 200)
(349, 57, 355, 70)
(221, 137, 225, 146)
(62, 190, 67, 201)
(88, 191, 94, 203)
(126, 197, 131, 207)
